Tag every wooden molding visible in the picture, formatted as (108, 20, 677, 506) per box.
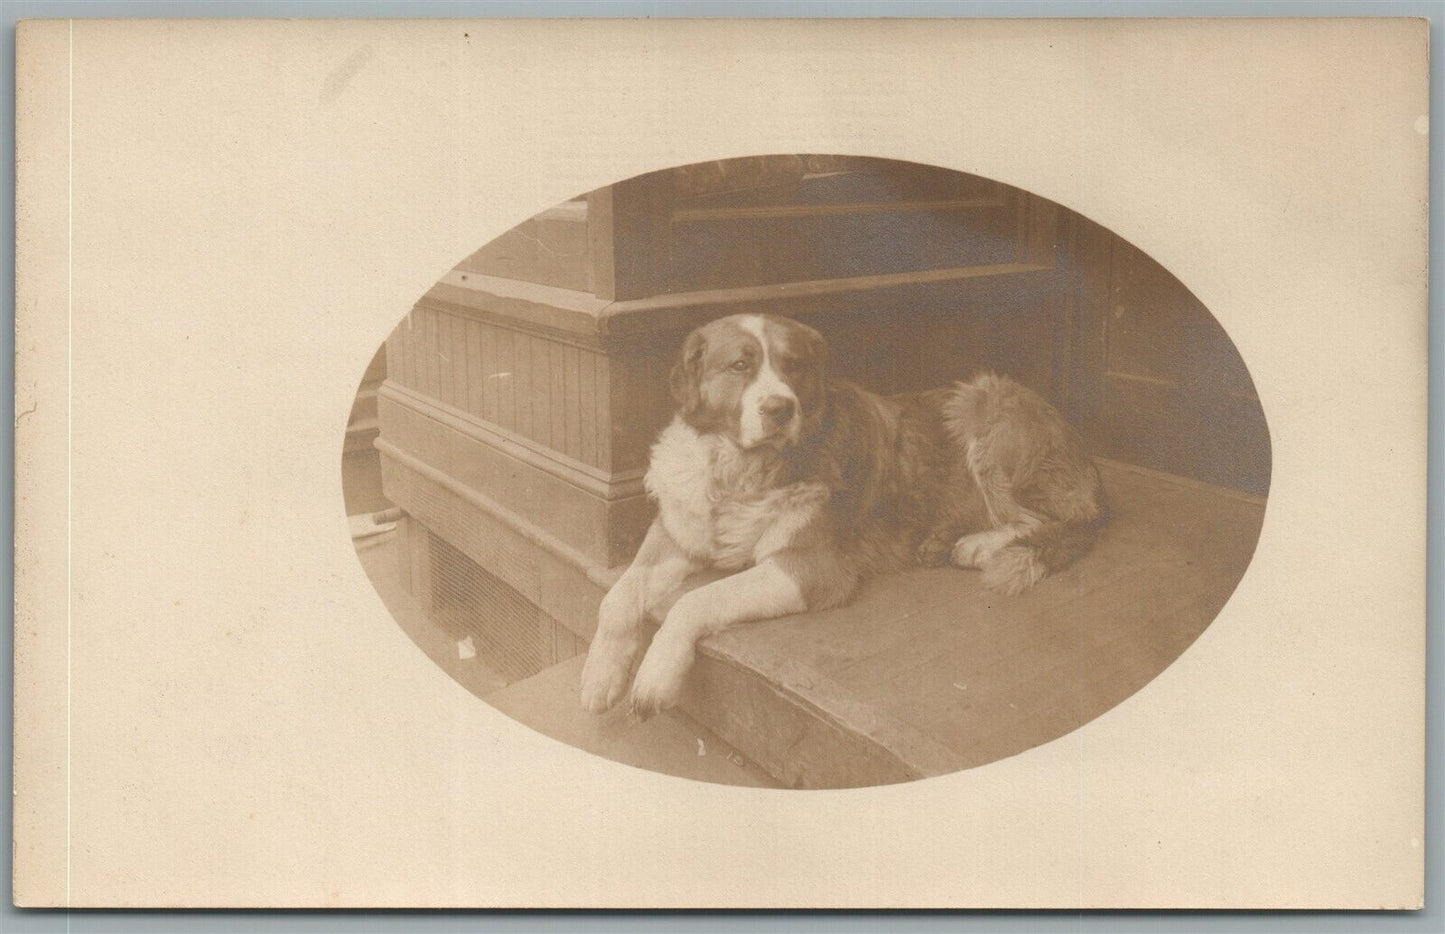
(1091, 456, 1268, 508)
(381, 456, 617, 643)
(673, 197, 1006, 223)
(424, 263, 1061, 347)
(377, 438, 622, 593)
(598, 262, 1060, 338)
(379, 380, 646, 500)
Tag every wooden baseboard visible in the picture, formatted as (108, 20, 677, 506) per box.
(379, 446, 616, 642)
(378, 389, 654, 567)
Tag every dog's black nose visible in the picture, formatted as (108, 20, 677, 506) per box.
(760, 396, 796, 423)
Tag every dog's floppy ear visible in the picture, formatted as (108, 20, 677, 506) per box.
(669, 328, 707, 414)
(797, 319, 828, 379)
(788, 319, 831, 439)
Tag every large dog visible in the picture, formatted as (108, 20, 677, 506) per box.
(579, 313, 1106, 716)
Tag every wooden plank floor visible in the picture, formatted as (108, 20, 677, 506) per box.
(689, 459, 1267, 784)
(354, 457, 1266, 789)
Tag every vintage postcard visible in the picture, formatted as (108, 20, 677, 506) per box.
(13, 18, 1427, 908)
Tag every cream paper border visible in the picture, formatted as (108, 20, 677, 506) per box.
(13, 18, 1427, 908)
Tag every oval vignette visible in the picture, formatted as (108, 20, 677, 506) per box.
(342, 154, 1270, 790)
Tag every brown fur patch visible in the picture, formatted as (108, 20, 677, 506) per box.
(942, 372, 1108, 591)
(660, 324, 1106, 601)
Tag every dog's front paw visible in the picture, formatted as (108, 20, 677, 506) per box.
(579, 638, 637, 713)
(627, 632, 695, 720)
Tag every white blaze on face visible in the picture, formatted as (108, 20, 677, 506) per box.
(737, 315, 799, 448)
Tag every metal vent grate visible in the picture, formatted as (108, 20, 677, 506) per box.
(426, 532, 558, 682)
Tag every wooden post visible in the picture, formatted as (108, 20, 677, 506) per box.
(588, 172, 674, 301)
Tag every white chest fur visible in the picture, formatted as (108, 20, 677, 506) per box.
(644, 418, 828, 570)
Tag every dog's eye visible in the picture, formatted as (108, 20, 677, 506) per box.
(729, 359, 750, 373)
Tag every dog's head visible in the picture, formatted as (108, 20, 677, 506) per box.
(669, 313, 828, 450)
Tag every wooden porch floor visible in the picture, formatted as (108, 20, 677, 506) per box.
(684, 459, 1268, 786)
(354, 458, 1266, 789)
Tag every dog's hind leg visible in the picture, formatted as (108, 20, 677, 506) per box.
(948, 486, 1050, 592)
(950, 526, 1024, 569)
(949, 457, 1048, 582)
(955, 515, 1102, 595)
(949, 483, 1041, 570)
(951, 524, 1048, 595)
(977, 542, 1049, 595)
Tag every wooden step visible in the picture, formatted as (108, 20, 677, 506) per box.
(674, 459, 1266, 788)
(379, 452, 1264, 790)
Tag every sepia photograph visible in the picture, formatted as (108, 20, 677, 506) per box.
(344, 154, 1271, 789)
(12, 15, 1426, 909)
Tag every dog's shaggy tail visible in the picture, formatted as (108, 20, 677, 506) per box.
(980, 516, 1107, 595)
